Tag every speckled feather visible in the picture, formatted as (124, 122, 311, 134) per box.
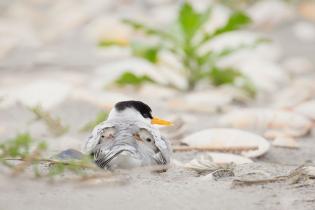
(83, 119, 172, 169)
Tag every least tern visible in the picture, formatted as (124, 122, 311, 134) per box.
(83, 100, 172, 170)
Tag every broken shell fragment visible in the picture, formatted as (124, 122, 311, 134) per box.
(205, 153, 253, 165)
(181, 128, 270, 158)
(184, 153, 251, 177)
(272, 136, 299, 149)
(168, 90, 233, 113)
(219, 108, 312, 137)
(294, 100, 315, 121)
(273, 79, 315, 108)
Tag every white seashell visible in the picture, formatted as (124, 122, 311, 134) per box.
(217, 47, 288, 93)
(84, 16, 132, 43)
(167, 90, 233, 113)
(282, 56, 314, 75)
(184, 153, 251, 176)
(205, 153, 253, 165)
(294, 100, 315, 121)
(139, 84, 177, 100)
(301, 166, 315, 177)
(273, 79, 315, 108)
(0, 80, 71, 110)
(220, 108, 312, 137)
(272, 136, 299, 149)
(292, 21, 315, 42)
(181, 128, 270, 158)
(248, 0, 294, 28)
(184, 154, 218, 173)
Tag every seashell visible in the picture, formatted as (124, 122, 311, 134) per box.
(167, 90, 233, 113)
(248, 0, 294, 28)
(205, 153, 253, 165)
(294, 100, 315, 121)
(302, 166, 315, 177)
(84, 16, 132, 44)
(273, 79, 315, 108)
(298, 0, 315, 21)
(282, 56, 314, 75)
(0, 80, 71, 110)
(184, 153, 251, 177)
(272, 136, 299, 149)
(219, 108, 312, 137)
(181, 128, 270, 158)
(292, 21, 315, 42)
(217, 46, 288, 93)
(139, 84, 177, 100)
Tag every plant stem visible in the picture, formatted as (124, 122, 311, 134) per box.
(3, 158, 96, 169)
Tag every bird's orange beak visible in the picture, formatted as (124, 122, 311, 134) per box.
(151, 117, 172, 126)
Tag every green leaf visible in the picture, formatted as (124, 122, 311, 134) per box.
(0, 133, 32, 158)
(178, 2, 211, 41)
(98, 39, 128, 47)
(115, 72, 154, 86)
(80, 111, 109, 132)
(131, 42, 159, 63)
(210, 67, 256, 96)
(210, 67, 241, 86)
(122, 19, 175, 41)
(213, 11, 251, 36)
(199, 10, 251, 45)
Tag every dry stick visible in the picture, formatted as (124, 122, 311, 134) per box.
(11, 149, 42, 176)
(232, 176, 288, 187)
(173, 146, 259, 153)
(4, 158, 97, 170)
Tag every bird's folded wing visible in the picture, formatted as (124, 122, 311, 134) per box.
(134, 121, 172, 164)
(82, 121, 116, 154)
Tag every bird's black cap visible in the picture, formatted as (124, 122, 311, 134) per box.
(115, 100, 153, 119)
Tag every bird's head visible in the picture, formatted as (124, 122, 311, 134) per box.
(108, 100, 172, 126)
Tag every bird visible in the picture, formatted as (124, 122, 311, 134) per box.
(82, 100, 172, 170)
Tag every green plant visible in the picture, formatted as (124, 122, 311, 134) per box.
(0, 133, 95, 178)
(31, 105, 68, 137)
(115, 72, 154, 87)
(0, 133, 47, 174)
(99, 2, 258, 96)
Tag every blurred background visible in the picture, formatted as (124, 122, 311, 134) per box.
(0, 0, 315, 161)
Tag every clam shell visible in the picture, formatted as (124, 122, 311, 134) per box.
(272, 136, 299, 149)
(219, 108, 312, 137)
(184, 153, 251, 174)
(167, 90, 233, 113)
(0, 80, 71, 109)
(181, 128, 270, 158)
(205, 153, 253, 164)
(273, 79, 315, 108)
(294, 100, 315, 121)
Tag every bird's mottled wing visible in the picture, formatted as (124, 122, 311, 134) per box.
(82, 121, 116, 154)
(135, 121, 172, 164)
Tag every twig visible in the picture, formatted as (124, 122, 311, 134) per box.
(11, 149, 42, 176)
(173, 145, 258, 153)
(30, 106, 68, 136)
(232, 176, 287, 187)
(4, 158, 97, 169)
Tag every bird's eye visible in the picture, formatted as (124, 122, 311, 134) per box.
(146, 138, 152, 143)
(101, 135, 105, 138)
